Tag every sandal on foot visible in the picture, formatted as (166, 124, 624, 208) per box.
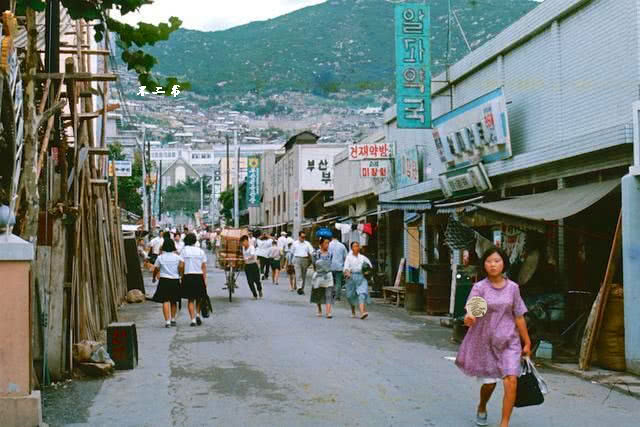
(360, 312, 369, 319)
(476, 411, 488, 426)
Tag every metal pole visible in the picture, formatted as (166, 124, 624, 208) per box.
(225, 135, 230, 191)
(233, 130, 239, 228)
(211, 148, 216, 224)
(147, 138, 152, 231)
(159, 159, 163, 222)
(200, 176, 204, 215)
(139, 128, 148, 232)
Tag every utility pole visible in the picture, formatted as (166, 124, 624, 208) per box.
(211, 148, 216, 225)
(233, 129, 239, 228)
(200, 175, 204, 217)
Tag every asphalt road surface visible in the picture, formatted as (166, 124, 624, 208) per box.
(43, 255, 640, 426)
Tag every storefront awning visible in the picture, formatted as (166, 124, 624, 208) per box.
(474, 179, 620, 222)
(378, 200, 432, 211)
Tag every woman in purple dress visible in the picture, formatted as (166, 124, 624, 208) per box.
(455, 247, 532, 427)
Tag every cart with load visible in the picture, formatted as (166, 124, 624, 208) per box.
(217, 227, 248, 302)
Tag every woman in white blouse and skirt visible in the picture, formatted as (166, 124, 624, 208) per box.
(152, 239, 185, 327)
(343, 241, 373, 319)
(180, 233, 208, 327)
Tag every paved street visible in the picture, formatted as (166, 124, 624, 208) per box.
(43, 256, 639, 426)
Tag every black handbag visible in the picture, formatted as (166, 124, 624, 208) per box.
(515, 358, 545, 408)
(200, 297, 213, 318)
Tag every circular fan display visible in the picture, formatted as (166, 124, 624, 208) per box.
(465, 296, 488, 318)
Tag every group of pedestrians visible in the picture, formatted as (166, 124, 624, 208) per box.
(147, 228, 210, 328)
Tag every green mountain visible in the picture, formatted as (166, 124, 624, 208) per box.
(147, 0, 539, 98)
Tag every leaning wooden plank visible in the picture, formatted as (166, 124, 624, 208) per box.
(579, 211, 623, 370)
(46, 217, 66, 380)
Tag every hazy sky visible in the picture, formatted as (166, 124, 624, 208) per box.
(117, 0, 326, 32)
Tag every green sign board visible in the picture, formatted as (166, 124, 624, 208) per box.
(246, 156, 261, 207)
(395, 3, 431, 129)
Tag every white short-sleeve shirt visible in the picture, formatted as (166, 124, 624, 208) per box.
(180, 245, 207, 275)
(155, 252, 183, 279)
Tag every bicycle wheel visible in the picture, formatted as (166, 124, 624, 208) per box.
(228, 266, 234, 302)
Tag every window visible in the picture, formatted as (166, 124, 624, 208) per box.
(283, 192, 286, 212)
(277, 195, 281, 216)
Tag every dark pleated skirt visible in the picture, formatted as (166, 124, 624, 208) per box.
(152, 278, 181, 303)
(182, 274, 207, 300)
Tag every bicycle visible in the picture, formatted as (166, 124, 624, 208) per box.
(223, 265, 242, 302)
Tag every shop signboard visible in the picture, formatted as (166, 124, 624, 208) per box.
(299, 148, 340, 190)
(246, 156, 261, 207)
(438, 163, 492, 198)
(349, 142, 395, 161)
(395, 3, 431, 129)
(432, 87, 512, 171)
(394, 146, 420, 188)
(109, 160, 132, 177)
(360, 160, 390, 178)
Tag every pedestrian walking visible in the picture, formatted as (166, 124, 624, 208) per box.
(328, 235, 347, 301)
(286, 242, 296, 291)
(268, 240, 282, 285)
(173, 231, 185, 253)
(256, 233, 272, 280)
(343, 241, 372, 319)
(240, 235, 263, 299)
(277, 231, 288, 269)
(147, 233, 164, 265)
(180, 233, 208, 327)
(455, 247, 531, 427)
(292, 231, 314, 295)
(310, 237, 335, 318)
(152, 239, 184, 327)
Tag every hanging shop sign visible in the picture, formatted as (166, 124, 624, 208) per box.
(395, 3, 431, 129)
(438, 163, 492, 199)
(432, 87, 512, 171)
(109, 160, 132, 177)
(395, 146, 420, 188)
(360, 160, 390, 178)
(349, 142, 395, 161)
(246, 156, 261, 207)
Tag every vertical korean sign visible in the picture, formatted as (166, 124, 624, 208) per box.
(246, 156, 261, 207)
(395, 3, 431, 128)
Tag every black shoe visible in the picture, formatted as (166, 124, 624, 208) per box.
(297, 288, 304, 295)
(190, 321, 196, 327)
(259, 291, 263, 298)
(170, 320, 177, 327)
(196, 317, 202, 326)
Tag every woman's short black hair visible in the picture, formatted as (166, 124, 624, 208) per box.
(162, 231, 171, 241)
(350, 241, 360, 249)
(272, 240, 277, 246)
(240, 235, 249, 243)
(318, 237, 329, 245)
(184, 233, 197, 246)
(480, 246, 510, 276)
(162, 239, 176, 253)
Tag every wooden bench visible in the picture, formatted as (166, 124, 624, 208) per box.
(383, 258, 406, 307)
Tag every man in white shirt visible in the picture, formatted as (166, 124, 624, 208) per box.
(329, 236, 348, 300)
(277, 231, 288, 269)
(240, 235, 263, 299)
(147, 233, 164, 264)
(291, 231, 314, 295)
(173, 232, 185, 253)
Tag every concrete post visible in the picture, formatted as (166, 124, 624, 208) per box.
(0, 233, 42, 426)
(622, 174, 640, 375)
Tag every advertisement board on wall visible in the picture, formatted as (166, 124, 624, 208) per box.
(109, 160, 132, 177)
(246, 156, 261, 206)
(349, 142, 395, 161)
(394, 146, 420, 188)
(438, 163, 492, 199)
(299, 149, 336, 191)
(432, 87, 512, 171)
(360, 160, 390, 178)
(395, 3, 431, 129)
